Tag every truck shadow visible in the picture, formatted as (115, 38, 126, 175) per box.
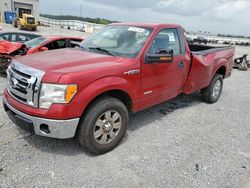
(128, 92, 202, 131)
(23, 92, 203, 156)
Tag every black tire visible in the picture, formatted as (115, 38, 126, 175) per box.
(77, 97, 129, 154)
(201, 74, 223, 103)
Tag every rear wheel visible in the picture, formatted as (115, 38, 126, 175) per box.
(201, 74, 223, 103)
(77, 97, 129, 154)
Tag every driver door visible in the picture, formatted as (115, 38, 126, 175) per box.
(140, 28, 187, 107)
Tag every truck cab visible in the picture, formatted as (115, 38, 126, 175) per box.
(3, 23, 234, 154)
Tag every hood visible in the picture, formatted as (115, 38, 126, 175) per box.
(15, 48, 125, 74)
(0, 40, 24, 55)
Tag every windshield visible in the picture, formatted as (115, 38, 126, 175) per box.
(80, 25, 152, 58)
(25, 37, 48, 49)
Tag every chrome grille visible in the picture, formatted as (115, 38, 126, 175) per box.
(7, 60, 45, 108)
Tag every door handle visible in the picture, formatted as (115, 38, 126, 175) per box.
(178, 62, 185, 69)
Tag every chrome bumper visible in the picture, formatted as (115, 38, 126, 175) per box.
(3, 99, 79, 139)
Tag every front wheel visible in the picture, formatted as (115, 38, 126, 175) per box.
(12, 20, 17, 28)
(201, 74, 223, 103)
(18, 23, 23, 30)
(77, 97, 129, 154)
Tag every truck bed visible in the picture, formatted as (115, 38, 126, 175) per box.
(189, 44, 233, 55)
(184, 44, 235, 94)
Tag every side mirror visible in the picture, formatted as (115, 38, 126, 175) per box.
(146, 49, 174, 64)
(39, 47, 48, 52)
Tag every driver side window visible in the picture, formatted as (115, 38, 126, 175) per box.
(149, 29, 181, 55)
(46, 40, 66, 50)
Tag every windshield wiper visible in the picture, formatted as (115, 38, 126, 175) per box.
(88, 47, 116, 56)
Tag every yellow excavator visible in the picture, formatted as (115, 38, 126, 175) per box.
(12, 7, 38, 31)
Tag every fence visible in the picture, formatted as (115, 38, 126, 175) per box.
(39, 17, 104, 33)
(39, 17, 250, 44)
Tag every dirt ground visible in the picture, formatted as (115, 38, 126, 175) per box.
(0, 23, 250, 188)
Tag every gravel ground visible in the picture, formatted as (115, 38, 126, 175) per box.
(0, 24, 250, 187)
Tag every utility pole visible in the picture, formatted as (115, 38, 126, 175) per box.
(80, 0, 83, 18)
(79, 0, 84, 32)
(60, 6, 62, 36)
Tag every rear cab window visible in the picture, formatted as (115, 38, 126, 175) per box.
(0, 34, 10, 41)
(17, 34, 28, 42)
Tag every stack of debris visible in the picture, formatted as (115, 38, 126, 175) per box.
(233, 54, 250, 71)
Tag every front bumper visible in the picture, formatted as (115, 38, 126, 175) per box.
(22, 24, 38, 28)
(3, 98, 80, 139)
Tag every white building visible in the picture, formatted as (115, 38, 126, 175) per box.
(0, 0, 39, 22)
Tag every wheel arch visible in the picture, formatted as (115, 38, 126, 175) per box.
(83, 89, 133, 114)
(74, 76, 135, 120)
(215, 65, 226, 78)
(212, 57, 228, 80)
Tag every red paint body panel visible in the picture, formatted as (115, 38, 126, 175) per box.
(183, 48, 234, 94)
(0, 40, 24, 54)
(4, 23, 234, 121)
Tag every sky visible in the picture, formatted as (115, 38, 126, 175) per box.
(40, 0, 250, 36)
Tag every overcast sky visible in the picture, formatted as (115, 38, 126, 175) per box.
(40, 0, 250, 35)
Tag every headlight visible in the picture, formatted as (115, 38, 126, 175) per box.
(39, 83, 77, 109)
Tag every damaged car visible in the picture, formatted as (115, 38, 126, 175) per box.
(0, 40, 26, 74)
(0, 35, 83, 73)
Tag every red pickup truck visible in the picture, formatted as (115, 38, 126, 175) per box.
(3, 23, 234, 154)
